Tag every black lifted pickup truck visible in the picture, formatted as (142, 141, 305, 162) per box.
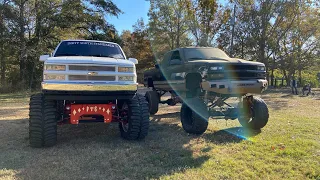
(144, 47, 269, 135)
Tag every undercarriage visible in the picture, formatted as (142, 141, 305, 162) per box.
(145, 89, 269, 134)
(29, 92, 149, 148)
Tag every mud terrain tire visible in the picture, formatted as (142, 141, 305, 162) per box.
(145, 91, 159, 115)
(238, 96, 269, 130)
(180, 97, 209, 134)
(29, 93, 58, 148)
(119, 94, 150, 140)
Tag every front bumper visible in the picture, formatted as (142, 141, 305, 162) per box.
(201, 79, 268, 94)
(42, 82, 138, 92)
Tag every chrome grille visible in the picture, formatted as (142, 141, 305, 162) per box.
(69, 65, 115, 71)
(69, 75, 116, 81)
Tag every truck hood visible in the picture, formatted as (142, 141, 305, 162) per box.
(45, 56, 134, 66)
(188, 58, 265, 66)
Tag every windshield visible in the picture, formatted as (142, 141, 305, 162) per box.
(184, 48, 230, 61)
(54, 41, 125, 59)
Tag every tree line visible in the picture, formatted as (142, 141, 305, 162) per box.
(0, 0, 319, 92)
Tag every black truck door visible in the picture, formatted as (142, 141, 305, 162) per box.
(166, 50, 186, 91)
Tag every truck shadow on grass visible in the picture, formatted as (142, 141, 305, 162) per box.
(151, 112, 260, 144)
(0, 112, 255, 179)
(0, 117, 208, 180)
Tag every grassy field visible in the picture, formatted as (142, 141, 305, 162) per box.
(0, 89, 319, 180)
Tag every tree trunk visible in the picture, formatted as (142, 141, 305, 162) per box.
(270, 56, 276, 86)
(0, 44, 5, 86)
(19, 1, 27, 85)
(0, 0, 6, 85)
(298, 69, 302, 86)
(282, 69, 288, 86)
(176, 16, 180, 48)
(271, 71, 274, 86)
(241, 37, 244, 59)
(0, 36, 4, 85)
(0, 32, 4, 86)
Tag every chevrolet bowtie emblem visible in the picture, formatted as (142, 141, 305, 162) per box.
(88, 72, 98, 76)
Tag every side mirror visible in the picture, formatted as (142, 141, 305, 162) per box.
(170, 59, 182, 65)
(128, 58, 138, 64)
(39, 54, 50, 62)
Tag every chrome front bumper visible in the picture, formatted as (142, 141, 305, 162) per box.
(42, 82, 138, 91)
(201, 79, 268, 94)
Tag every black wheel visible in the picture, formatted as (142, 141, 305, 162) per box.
(119, 94, 150, 140)
(145, 91, 159, 115)
(180, 97, 209, 134)
(56, 100, 64, 121)
(238, 96, 269, 130)
(29, 93, 58, 148)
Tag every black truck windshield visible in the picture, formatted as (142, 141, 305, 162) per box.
(184, 48, 230, 61)
(54, 41, 125, 59)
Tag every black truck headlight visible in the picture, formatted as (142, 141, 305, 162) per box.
(207, 73, 224, 79)
(210, 66, 224, 71)
(257, 66, 266, 71)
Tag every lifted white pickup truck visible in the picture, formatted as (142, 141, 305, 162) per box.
(29, 40, 149, 148)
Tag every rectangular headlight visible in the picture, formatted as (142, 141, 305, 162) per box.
(210, 66, 223, 71)
(257, 66, 266, 71)
(118, 67, 134, 72)
(45, 65, 66, 71)
(44, 74, 65, 80)
(207, 74, 224, 79)
(118, 76, 134, 81)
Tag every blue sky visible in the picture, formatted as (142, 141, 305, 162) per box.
(107, 0, 229, 34)
(107, 0, 150, 33)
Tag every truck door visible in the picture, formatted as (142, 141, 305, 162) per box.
(151, 51, 172, 91)
(166, 50, 186, 91)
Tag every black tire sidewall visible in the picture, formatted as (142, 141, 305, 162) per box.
(238, 97, 269, 130)
(180, 97, 209, 134)
(29, 93, 58, 148)
(119, 94, 150, 140)
(145, 91, 159, 115)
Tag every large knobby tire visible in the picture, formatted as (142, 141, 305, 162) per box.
(180, 97, 209, 134)
(29, 93, 58, 148)
(119, 94, 150, 140)
(238, 97, 269, 130)
(145, 91, 159, 115)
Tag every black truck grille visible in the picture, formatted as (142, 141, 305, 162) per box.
(206, 64, 265, 80)
(224, 64, 257, 71)
(207, 71, 265, 80)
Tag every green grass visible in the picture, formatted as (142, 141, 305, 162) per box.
(0, 89, 319, 180)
